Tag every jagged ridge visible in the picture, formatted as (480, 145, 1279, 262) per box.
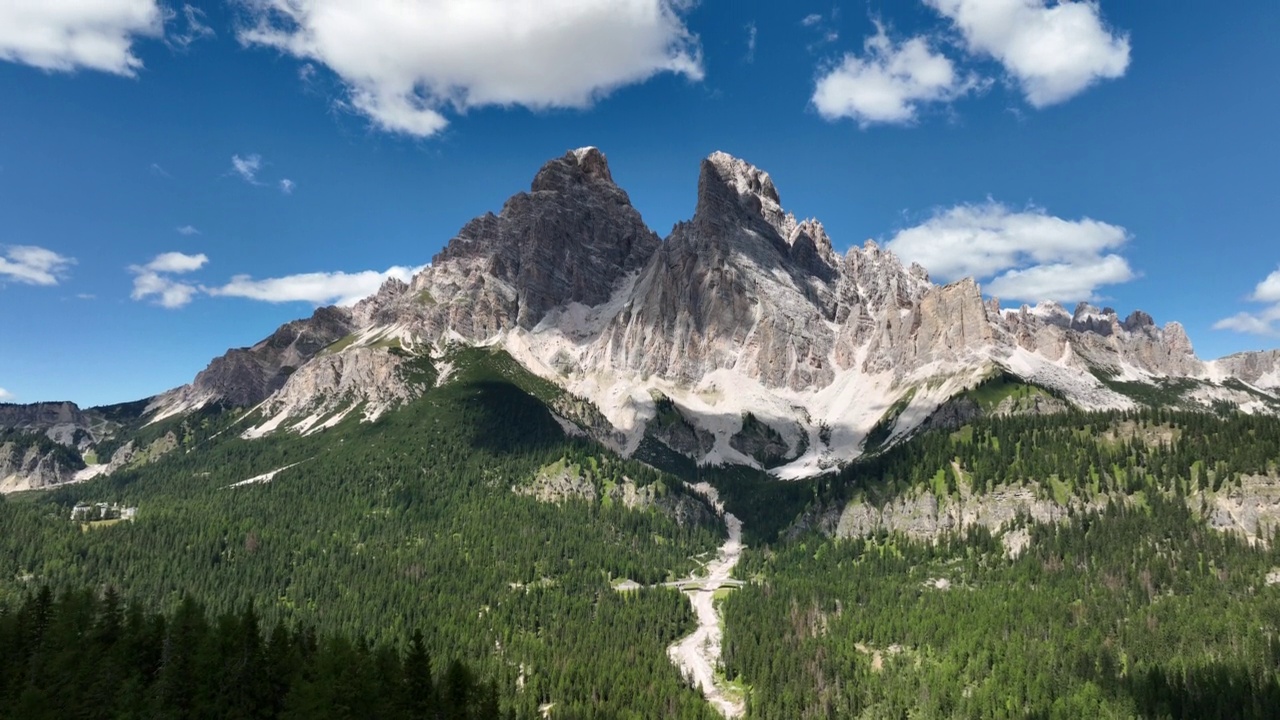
(12, 147, 1280, 491)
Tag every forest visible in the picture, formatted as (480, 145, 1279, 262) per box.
(0, 587, 512, 719)
(0, 349, 722, 719)
(4, 359, 1280, 717)
(717, 406, 1280, 719)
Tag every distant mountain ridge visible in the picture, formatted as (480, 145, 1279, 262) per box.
(5, 147, 1280, 490)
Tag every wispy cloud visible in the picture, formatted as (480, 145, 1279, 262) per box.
(0, 387, 13, 402)
(129, 251, 208, 309)
(167, 3, 215, 50)
(237, 0, 703, 137)
(801, 11, 839, 48)
(279, 178, 296, 194)
(0, 245, 76, 286)
(0, 0, 164, 76)
(813, 24, 980, 128)
(744, 23, 757, 63)
(177, 225, 200, 236)
(207, 264, 426, 306)
(150, 162, 171, 178)
(885, 201, 1136, 303)
(230, 154, 263, 185)
(1214, 268, 1280, 337)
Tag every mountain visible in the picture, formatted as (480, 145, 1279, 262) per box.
(7, 149, 1280, 720)
(4, 147, 1279, 492)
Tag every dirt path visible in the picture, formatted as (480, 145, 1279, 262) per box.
(667, 482, 746, 718)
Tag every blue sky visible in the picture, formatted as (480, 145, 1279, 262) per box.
(1, 0, 1278, 406)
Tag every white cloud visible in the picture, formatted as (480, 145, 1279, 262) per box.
(143, 251, 207, 274)
(0, 0, 164, 76)
(231, 154, 263, 184)
(237, 0, 703, 137)
(802, 14, 824, 27)
(925, 0, 1130, 107)
(208, 264, 427, 306)
(0, 245, 76, 286)
(885, 201, 1135, 303)
(813, 24, 978, 127)
(131, 271, 199, 308)
(280, 178, 295, 194)
(745, 23, 757, 63)
(1214, 268, 1280, 336)
(0, 388, 12, 402)
(129, 251, 207, 308)
(177, 225, 200, 236)
(1250, 267, 1280, 304)
(167, 3, 214, 50)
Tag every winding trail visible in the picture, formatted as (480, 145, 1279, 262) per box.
(667, 482, 746, 718)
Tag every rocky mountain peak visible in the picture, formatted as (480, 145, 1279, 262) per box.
(695, 151, 793, 238)
(530, 146, 615, 193)
(406, 146, 663, 334)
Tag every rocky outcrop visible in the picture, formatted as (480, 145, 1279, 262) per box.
(188, 306, 355, 408)
(517, 458, 714, 527)
(0, 401, 98, 448)
(243, 346, 421, 436)
(835, 484, 1095, 543)
(0, 436, 85, 492)
(1211, 350, 1280, 391)
(729, 413, 792, 465)
(1197, 474, 1280, 545)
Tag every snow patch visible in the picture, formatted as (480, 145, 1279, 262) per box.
(228, 461, 307, 488)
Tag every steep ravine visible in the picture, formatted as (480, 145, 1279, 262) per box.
(667, 483, 746, 718)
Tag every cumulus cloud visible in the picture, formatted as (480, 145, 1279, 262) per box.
(236, 0, 703, 137)
(885, 201, 1135, 303)
(0, 388, 13, 402)
(1214, 268, 1280, 336)
(231, 154, 263, 184)
(0, 0, 164, 75)
(813, 24, 978, 127)
(207, 264, 427, 306)
(1251, 268, 1280, 304)
(279, 178, 295, 194)
(925, 0, 1130, 107)
(0, 245, 76, 286)
(129, 251, 207, 308)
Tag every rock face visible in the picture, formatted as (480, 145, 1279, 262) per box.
(1211, 350, 1280, 391)
(0, 436, 85, 492)
(191, 306, 355, 407)
(1198, 474, 1280, 545)
(243, 346, 421, 437)
(596, 152, 842, 391)
(0, 402, 94, 448)
(127, 147, 1280, 476)
(517, 458, 715, 527)
(836, 484, 1092, 543)
(355, 148, 661, 340)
